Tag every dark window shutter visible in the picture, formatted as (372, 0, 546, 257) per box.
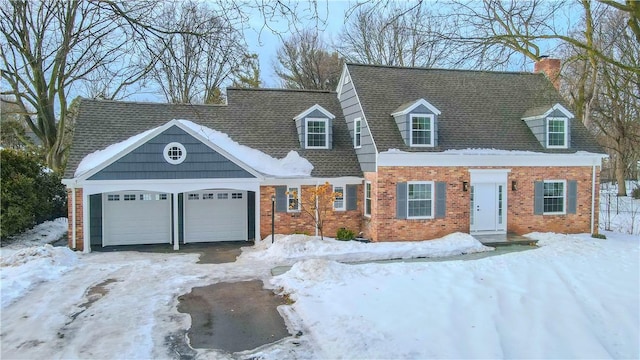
(396, 182, 407, 219)
(567, 180, 577, 214)
(534, 181, 544, 215)
(346, 184, 357, 211)
(435, 182, 446, 218)
(275, 186, 287, 213)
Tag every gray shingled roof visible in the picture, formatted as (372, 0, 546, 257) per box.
(346, 63, 604, 154)
(65, 89, 362, 179)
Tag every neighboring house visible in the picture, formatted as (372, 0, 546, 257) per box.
(63, 59, 606, 252)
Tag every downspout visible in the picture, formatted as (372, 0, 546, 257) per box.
(71, 187, 77, 249)
(591, 164, 596, 234)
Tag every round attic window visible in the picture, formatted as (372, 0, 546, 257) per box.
(163, 142, 186, 165)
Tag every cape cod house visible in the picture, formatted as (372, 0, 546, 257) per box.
(63, 59, 606, 251)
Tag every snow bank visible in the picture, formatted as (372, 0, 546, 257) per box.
(1, 245, 78, 308)
(239, 232, 493, 264)
(271, 233, 639, 359)
(1, 217, 68, 251)
(75, 120, 314, 178)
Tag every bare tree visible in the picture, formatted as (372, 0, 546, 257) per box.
(0, 0, 181, 171)
(274, 29, 343, 90)
(148, 1, 252, 104)
(338, 3, 453, 68)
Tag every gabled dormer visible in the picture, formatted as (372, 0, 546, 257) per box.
(293, 104, 335, 149)
(522, 103, 574, 149)
(391, 98, 441, 147)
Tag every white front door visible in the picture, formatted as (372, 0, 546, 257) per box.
(471, 183, 506, 233)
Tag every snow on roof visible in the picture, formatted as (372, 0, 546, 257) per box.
(74, 119, 314, 178)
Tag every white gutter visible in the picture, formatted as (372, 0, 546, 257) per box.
(591, 165, 596, 234)
(71, 187, 76, 249)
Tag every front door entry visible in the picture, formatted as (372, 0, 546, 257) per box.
(471, 183, 506, 233)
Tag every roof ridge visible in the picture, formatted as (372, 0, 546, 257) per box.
(79, 97, 227, 107)
(227, 87, 335, 94)
(345, 62, 539, 76)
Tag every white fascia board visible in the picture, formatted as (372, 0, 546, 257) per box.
(177, 121, 265, 180)
(261, 176, 364, 186)
(80, 178, 262, 196)
(522, 103, 574, 121)
(75, 119, 264, 182)
(391, 98, 442, 117)
(378, 152, 607, 167)
(293, 104, 336, 121)
(336, 65, 350, 96)
(74, 121, 174, 181)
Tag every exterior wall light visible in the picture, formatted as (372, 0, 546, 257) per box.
(512, 180, 518, 191)
(462, 181, 469, 192)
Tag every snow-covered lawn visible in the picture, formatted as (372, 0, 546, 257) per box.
(1, 207, 638, 358)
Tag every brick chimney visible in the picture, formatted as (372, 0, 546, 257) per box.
(534, 57, 561, 90)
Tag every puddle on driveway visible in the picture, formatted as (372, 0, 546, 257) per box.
(177, 280, 289, 353)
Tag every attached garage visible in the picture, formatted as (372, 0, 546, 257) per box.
(184, 190, 248, 242)
(102, 191, 172, 246)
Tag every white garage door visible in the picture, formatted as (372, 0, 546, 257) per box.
(184, 190, 247, 242)
(103, 191, 172, 246)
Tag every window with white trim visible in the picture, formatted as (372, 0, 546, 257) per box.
(410, 114, 434, 147)
(107, 194, 120, 201)
(163, 142, 187, 164)
(364, 182, 372, 216)
(333, 186, 345, 211)
(305, 118, 329, 149)
(287, 186, 300, 212)
(547, 117, 568, 148)
(544, 180, 566, 214)
(354, 118, 361, 148)
(407, 182, 434, 218)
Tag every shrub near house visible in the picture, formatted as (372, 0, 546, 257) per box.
(1, 149, 66, 239)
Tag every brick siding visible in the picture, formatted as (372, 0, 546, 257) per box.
(66, 188, 84, 251)
(259, 184, 363, 240)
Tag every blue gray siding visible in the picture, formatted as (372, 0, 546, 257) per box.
(89, 126, 255, 180)
(393, 104, 438, 146)
(338, 71, 377, 172)
(295, 109, 333, 149)
(524, 108, 571, 149)
(89, 194, 102, 246)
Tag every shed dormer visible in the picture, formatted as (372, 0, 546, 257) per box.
(522, 103, 573, 149)
(391, 98, 441, 147)
(293, 104, 335, 149)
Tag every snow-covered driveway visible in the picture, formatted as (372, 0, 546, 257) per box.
(1, 229, 638, 359)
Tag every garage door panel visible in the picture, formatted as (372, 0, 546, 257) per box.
(103, 191, 171, 246)
(184, 190, 247, 242)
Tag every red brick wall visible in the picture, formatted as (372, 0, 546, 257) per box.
(368, 166, 599, 242)
(66, 188, 84, 251)
(259, 184, 363, 240)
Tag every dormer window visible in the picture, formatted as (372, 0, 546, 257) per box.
(410, 114, 434, 147)
(305, 118, 329, 149)
(294, 104, 335, 150)
(547, 117, 568, 148)
(391, 98, 440, 148)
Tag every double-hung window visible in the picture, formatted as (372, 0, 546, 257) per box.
(410, 114, 434, 147)
(305, 118, 329, 149)
(287, 186, 300, 212)
(543, 180, 565, 214)
(547, 117, 568, 148)
(354, 118, 362, 148)
(407, 182, 434, 218)
(364, 182, 372, 216)
(333, 186, 345, 211)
